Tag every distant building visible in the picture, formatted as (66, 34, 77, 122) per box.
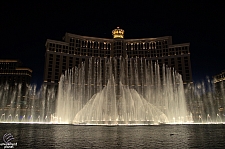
(44, 27, 192, 86)
(0, 59, 32, 104)
(213, 70, 225, 84)
(213, 70, 225, 113)
(0, 59, 32, 110)
(0, 59, 32, 86)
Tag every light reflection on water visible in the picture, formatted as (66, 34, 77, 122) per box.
(0, 124, 224, 148)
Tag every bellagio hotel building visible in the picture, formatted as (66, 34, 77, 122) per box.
(44, 27, 192, 86)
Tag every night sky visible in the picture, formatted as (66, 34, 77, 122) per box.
(1, 1, 225, 87)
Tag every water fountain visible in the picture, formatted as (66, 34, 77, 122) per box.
(55, 57, 190, 124)
(0, 57, 224, 125)
(1, 113, 5, 121)
(7, 114, 12, 122)
(216, 114, 223, 123)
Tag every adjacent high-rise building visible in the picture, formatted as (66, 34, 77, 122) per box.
(44, 27, 192, 86)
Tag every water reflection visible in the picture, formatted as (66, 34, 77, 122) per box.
(0, 124, 224, 148)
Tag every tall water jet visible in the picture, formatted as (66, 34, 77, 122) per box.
(55, 57, 190, 124)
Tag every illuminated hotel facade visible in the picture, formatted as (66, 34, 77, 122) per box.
(44, 27, 192, 86)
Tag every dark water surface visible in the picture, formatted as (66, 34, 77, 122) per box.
(0, 124, 224, 148)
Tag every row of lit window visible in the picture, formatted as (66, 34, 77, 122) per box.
(48, 53, 189, 63)
(69, 38, 168, 47)
(215, 74, 225, 79)
(0, 70, 31, 75)
(47, 50, 189, 59)
(48, 46, 188, 56)
(50, 38, 171, 51)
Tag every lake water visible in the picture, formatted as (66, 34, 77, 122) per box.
(0, 124, 224, 148)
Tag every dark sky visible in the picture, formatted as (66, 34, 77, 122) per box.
(1, 1, 225, 86)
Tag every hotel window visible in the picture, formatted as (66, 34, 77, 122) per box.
(184, 58, 189, 65)
(146, 50, 150, 57)
(185, 48, 189, 54)
(93, 42, 97, 49)
(162, 49, 166, 56)
(62, 46, 66, 53)
(139, 51, 143, 57)
(132, 44, 136, 52)
(75, 58, 79, 67)
(100, 43, 104, 49)
(70, 41, 74, 47)
(176, 48, 180, 55)
(106, 50, 110, 57)
(178, 63, 182, 70)
(165, 49, 168, 56)
(87, 41, 90, 48)
(150, 52, 153, 58)
(137, 43, 140, 50)
(62, 56, 66, 71)
(56, 55, 60, 60)
(107, 44, 111, 50)
(70, 38, 74, 43)
(104, 42, 106, 49)
(93, 50, 97, 57)
(186, 74, 190, 80)
(116, 44, 122, 49)
(171, 58, 175, 63)
(164, 59, 168, 65)
(129, 43, 133, 50)
(81, 58, 85, 63)
(81, 41, 85, 47)
(156, 50, 160, 57)
(146, 43, 149, 49)
(88, 49, 92, 56)
(56, 45, 59, 52)
(69, 47, 74, 54)
(86, 49, 90, 55)
(171, 48, 175, 55)
(100, 51, 104, 57)
(126, 44, 129, 51)
(149, 42, 152, 49)
(91, 41, 94, 49)
(49, 54, 53, 61)
(75, 48, 79, 55)
(153, 42, 156, 49)
(75, 39, 80, 47)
